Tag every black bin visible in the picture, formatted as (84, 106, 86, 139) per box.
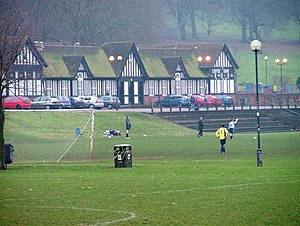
(5, 143, 14, 164)
(114, 144, 132, 168)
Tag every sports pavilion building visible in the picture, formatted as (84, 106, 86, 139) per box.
(4, 38, 239, 105)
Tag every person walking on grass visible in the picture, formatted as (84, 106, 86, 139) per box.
(215, 125, 228, 154)
(125, 115, 131, 139)
(197, 117, 205, 138)
(228, 118, 238, 139)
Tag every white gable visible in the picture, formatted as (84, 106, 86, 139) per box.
(121, 52, 143, 78)
(175, 64, 187, 78)
(14, 44, 40, 66)
(213, 51, 233, 68)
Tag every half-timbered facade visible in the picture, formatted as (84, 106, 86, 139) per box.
(138, 47, 208, 104)
(3, 39, 239, 105)
(194, 43, 239, 94)
(4, 39, 47, 97)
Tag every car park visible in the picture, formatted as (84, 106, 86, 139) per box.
(99, 95, 121, 109)
(51, 96, 71, 108)
(31, 96, 61, 109)
(156, 95, 190, 107)
(69, 96, 85, 108)
(2, 96, 31, 109)
(216, 95, 234, 107)
(79, 96, 104, 109)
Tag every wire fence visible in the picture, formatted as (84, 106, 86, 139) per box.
(4, 110, 93, 163)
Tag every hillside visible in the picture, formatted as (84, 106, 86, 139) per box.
(160, 17, 300, 85)
(229, 41, 300, 85)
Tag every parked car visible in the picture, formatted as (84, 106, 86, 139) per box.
(2, 96, 31, 109)
(191, 95, 212, 108)
(31, 96, 61, 109)
(216, 95, 234, 107)
(69, 96, 85, 108)
(156, 95, 190, 107)
(51, 96, 71, 108)
(79, 96, 104, 109)
(204, 95, 222, 107)
(99, 95, 121, 109)
(191, 95, 206, 109)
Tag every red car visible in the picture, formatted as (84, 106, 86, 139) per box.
(205, 95, 222, 107)
(192, 95, 207, 107)
(2, 96, 31, 109)
(191, 95, 213, 108)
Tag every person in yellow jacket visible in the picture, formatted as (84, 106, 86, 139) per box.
(215, 125, 229, 154)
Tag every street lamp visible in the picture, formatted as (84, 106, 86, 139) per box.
(250, 40, 262, 167)
(264, 56, 268, 85)
(275, 58, 288, 108)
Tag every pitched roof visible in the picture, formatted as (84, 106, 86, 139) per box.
(38, 42, 237, 79)
(26, 39, 48, 67)
(3, 37, 47, 69)
(160, 57, 181, 75)
(193, 44, 223, 67)
(102, 41, 133, 76)
(138, 47, 204, 78)
(193, 43, 239, 68)
(140, 43, 239, 69)
(62, 55, 84, 76)
(40, 45, 115, 78)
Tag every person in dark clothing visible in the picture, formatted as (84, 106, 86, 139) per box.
(215, 125, 229, 154)
(197, 117, 205, 138)
(190, 95, 196, 111)
(125, 115, 131, 139)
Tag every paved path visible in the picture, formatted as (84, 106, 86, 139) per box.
(99, 105, 293, 113)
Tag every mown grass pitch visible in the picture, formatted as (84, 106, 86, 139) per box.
(1, 111, 300, 225)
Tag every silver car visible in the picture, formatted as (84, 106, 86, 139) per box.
(31, 96, 61, 109)
(79, 96, 104, 109)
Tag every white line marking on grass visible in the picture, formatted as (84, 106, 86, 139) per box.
(208, 180, 300, 190)
(133, 180, 300, 196)
(4, 204, 136, 226)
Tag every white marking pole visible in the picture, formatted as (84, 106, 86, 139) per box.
(90, 109, 95, 161)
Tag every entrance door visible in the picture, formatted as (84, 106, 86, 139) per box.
(121, 81, 143, 105)
(129, 81, 134, 105)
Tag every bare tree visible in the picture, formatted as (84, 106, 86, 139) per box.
(287, 0, 300, 42)
(0, 0, 29, 169)
(52, 0, 99, 45)
(199, 0, 225, 37)
(165, 0, 190, 41)
(186, 0, 201, 39)
(25, 0, 61, 42)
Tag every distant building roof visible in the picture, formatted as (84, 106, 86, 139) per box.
(38, 41, 238, 79)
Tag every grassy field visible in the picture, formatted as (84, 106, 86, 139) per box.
(1, 111, 300, 225)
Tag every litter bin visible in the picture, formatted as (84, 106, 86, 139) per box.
(114, 144, 132, 168)
(5, 143, 14, 164)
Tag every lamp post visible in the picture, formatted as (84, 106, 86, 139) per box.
(250, 40, 262, 167)
(264, 56, 268, 86)
(275, 58, 288, 108)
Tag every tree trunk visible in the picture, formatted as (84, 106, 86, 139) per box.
(190, 10, 197, 39)
(241, 22, 247, 42)
(0, 96, 5, 170)
(179, 22, 186, 41)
